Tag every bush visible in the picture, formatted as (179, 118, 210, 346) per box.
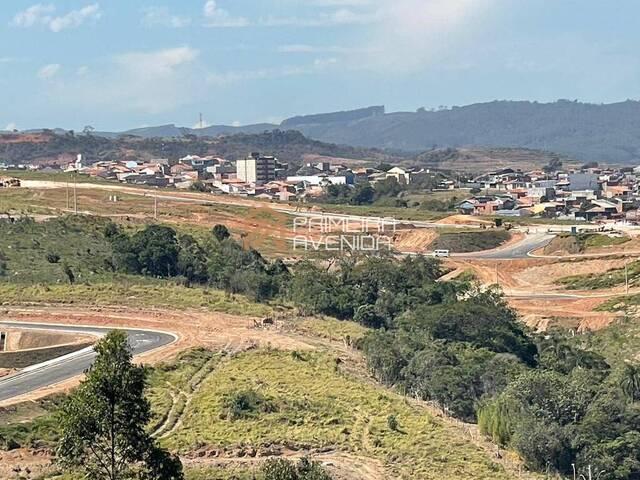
(212, 224, 230, 242)
(510, 419, 572, 472)
(222, 389, 276, 420)
(46, 252, 61, 263)
(261, 458, 332, 480)
(387, 414, 398, 431)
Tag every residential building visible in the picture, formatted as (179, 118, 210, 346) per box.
(457, 195, 516, 215)
(236, 152, 277, 185)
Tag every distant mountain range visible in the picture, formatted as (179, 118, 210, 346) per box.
(273, 100, 640, 164)
(10, 100, 640, 164)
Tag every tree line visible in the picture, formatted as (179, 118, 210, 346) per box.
(89, 221, 640, 478)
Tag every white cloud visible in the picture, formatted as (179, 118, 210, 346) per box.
(142, 6, 191, 28)
(11, 3, 54, 27)
(49, 3, 102, 32)
(115, 47, 198, 76)
(203, 0, 249, 27)
(207, 57, 338, 85)
(231, 121, 241, 127)
(4, 123, 17, 131)
(37, 63, 61, 79)
(11, 3, 102, 32)
(76, 66, 89, 76)
(277, 44, 375, 54)
(270, 0, 494, 73)
(311, 0, 372, 5)
(359, 0, 496, 72)
(260, 8, 379, 27)
(45, 47, 200, 115)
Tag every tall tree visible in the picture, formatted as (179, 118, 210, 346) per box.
(620, 363, 640, 402)
(57, 331, 183, 480)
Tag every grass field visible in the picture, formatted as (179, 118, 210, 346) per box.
(0, 395, 64, 449)
(0, 185, 250, 220)
(544, 233, 630, 255)
(2, 348, 517, 479)
(582, 233, 630, 249)
(0, 215, 113, 284)
(572, 315, 640, 366)
(557, 259, 640, 290)
(0, 187, 298, 256)
(429, 229, 511, 253)
(291, 317, 368, 343)
(312, 203, 451, 222)
(163, 349, 511, 480)
(0, 215, 275, 315)
(0, 281, 274, 316)
(3, 169, 116, 185)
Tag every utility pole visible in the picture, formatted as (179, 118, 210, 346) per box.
(199, 112, 203, 129)
(66, 178, 70, 210)
(626, 260, 629, 295)
(73, 174, 78, 214)
(154, 193, 158, 220)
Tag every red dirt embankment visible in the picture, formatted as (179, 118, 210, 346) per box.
(446, 257, 620, 332)
(2, 328, 93, 352)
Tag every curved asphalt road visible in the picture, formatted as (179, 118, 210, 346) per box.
(0, 322, 176, 402)
(454, 233, 555, 260)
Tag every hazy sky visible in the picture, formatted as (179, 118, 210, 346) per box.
(2, 0, 640, 131)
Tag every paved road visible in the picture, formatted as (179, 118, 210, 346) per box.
(0, 322, 176, 402)
(455, 233, 555, 260)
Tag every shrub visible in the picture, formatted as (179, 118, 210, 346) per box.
(387, 414, 398, 431)
(222, 389, 276, 420)
(46, 252, 61, 263)
(261, 457, 332, 480)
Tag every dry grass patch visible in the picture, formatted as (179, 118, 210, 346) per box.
(164, 350, 513, 480)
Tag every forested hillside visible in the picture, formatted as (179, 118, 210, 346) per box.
(0, 130, 400, 167)
(14, 99, 640, 164)
(285, 100, 640, 163)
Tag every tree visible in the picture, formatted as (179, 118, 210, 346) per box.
(619, 363, 640, 402)
(57, 331, 183, 480)
(212, 224, 230, 242)
(0, 249, 7, 277)
(510, 419, 572, 472)
(62, 262, 75, 284)
(353, 304, 386, 328)
(176, 234, 208, 284)
(350, 183, 375, 205)
(189, 181, 207, 192)
(130, 225, 179, 277)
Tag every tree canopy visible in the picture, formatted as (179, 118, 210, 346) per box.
(57, 330, 183, 480)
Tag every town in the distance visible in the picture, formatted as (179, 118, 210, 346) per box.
(2, 143, 636, 224)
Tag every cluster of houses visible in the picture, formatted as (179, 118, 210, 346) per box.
(459, 167, 640, 221)
(7, 152, 639, 222)
(52, 153, 436, 202)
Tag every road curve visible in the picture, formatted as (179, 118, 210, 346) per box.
(0, 322, 177, 402)
(454, 233, 555, 260)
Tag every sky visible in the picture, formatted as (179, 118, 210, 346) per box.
(2, 0, 640, 131)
